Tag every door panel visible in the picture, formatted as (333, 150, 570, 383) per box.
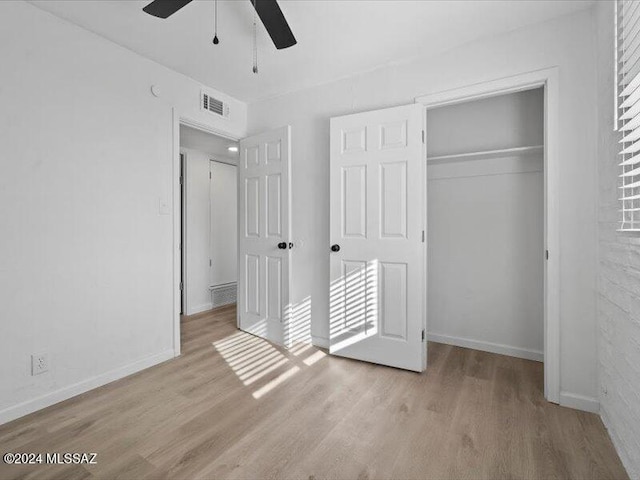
(238, 126, 291, 345)
(342, 127, 367, 153)
(342, 259, 368, 334)
(380, 161, 407, 238)
(245, 254, 260, 315)
(266, 256, 282, 322)
(245, 177, 260, 237)
(245, 146, 260, 168)
(380, 262, 408, 340)
(266, 174, 282, 237)
(380, 121, 408, 149)
(329, 104, 426, 372)
(342, 165, 367, 238)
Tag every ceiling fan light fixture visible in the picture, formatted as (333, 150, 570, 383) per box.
(213, 0, 220, 45)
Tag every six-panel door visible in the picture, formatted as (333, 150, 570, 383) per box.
(238, 126, 291, 346)
(329, 104, 426, 372)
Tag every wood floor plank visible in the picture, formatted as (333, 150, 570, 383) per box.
(0, 305, 629, 480)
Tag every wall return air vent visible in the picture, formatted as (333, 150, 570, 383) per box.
(201, 90, 230, 119)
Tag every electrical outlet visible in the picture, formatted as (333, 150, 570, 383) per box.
(31, 353, 49, 375)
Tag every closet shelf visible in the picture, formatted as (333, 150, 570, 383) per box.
(427, 145, 544, 163)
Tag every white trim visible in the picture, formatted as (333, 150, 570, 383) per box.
(172, 109, 240, 357)
(559, 392, 600, 413)
(180, 149, 189, 318)
(416, 67, 561, 404)
(422, 105, 428, 371)
(187, 303, 214, 316)
(180, 117, 239, 142)
(172, 109, 182, 357)
(0, 349, 174, 426)
(428, 332, 543, 362)
(415, 68, 550, 107)
(312, 335, 330, 349)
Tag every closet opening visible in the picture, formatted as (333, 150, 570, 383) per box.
(426, 87, 545, 391)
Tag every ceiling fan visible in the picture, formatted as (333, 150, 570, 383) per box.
(142, 0, 297, 50)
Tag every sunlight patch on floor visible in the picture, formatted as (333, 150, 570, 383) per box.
(212, 328, 327, 399)
(290, 342, 313, 356)
(252, 366, 301, 399)
(303, 350, 326, 366)
(213, 332, 290, 386)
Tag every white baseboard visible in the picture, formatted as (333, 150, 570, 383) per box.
(428, 332, 543, 362)
(312, 335, 329, 349)
(559, 391, 600, 414)
(0, 349, 175, 426)
(187, 303, 213, 315)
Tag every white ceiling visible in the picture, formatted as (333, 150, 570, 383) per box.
(30, 0, 593, 103)
(180, 125, 239, 164)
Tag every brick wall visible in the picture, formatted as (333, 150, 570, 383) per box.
(596, 2, 640, 478)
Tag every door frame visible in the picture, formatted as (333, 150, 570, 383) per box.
(171, 109, 240, 357)
(415, 67, 560, 404)
(180, 151, 186, 316)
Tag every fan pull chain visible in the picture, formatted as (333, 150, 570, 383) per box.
(252, 0, 258, 74)
(212, 0, 219, 44)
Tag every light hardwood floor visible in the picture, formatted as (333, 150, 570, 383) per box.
(0, 305, 629, 480)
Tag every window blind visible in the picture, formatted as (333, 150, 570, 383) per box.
(617, 0, 640, 231)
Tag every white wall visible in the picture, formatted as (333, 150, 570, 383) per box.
(427, 90, 544, 361)
(248, 9, 599, 406)
(0, 1, 246, 424)
(210, 162, 238, 287)
(595, 2, 640, 477)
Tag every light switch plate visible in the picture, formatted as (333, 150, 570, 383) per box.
(159, 197, 170, 215)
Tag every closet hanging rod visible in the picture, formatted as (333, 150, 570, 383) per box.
(427, 145, 544, 163)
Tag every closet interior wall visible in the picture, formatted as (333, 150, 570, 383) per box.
(426, 87, 545, 361)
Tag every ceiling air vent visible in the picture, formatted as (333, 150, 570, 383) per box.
(201, 91, 230, 119)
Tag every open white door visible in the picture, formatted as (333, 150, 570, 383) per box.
(329, 104, 426, 372)
(238, 126, 291, 346)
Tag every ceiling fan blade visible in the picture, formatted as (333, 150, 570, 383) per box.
(143, 0, 194, 19)
(250, 0, 297, 50)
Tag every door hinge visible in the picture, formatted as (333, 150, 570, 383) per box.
(421, 329, 425, 342)
(179, 281, 183, 291)
(209, 259, 212, 267)
(179, 175, 183, 185)
(546, 249, 549, 260)
(422, 230, 425, 243)
(422, 130, 425, 144)
(209, 172, 212, 179)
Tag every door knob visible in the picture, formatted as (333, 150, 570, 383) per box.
(331, 244, 340, 252)
(278, 242, 287, 249)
